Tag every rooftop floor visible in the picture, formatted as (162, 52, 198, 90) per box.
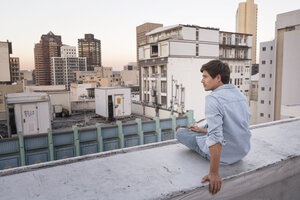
(1, 117, 300, 199)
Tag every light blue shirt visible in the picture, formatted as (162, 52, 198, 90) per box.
(196, 84, 251, 165)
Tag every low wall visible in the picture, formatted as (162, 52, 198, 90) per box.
(132, 102, 179, 119)
(71, 100, 95, 112)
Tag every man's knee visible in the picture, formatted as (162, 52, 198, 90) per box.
(176, 128, 187, 141)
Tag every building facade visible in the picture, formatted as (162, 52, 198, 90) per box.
(219, 31, 252, 102)
(0, 41, 12, 83)
(138, 24, 219, 120)
(136, 23, 163, 96)
(236, 0, 258, 64)
(78, 34, 101, 71)
(20, 70, 33, 82)
(274, 9, 300, 120)
(9, 57, 20, 82)
(249, 73, 259, 125)
(124, 62, 137, 71)
(51, 46, 87, 90)
(75, 67, 113, 87)
(257, 40, 275, 123)
(34, 31, 62, 85)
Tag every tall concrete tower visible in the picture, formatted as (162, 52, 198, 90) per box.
(236, 0, 258, 64)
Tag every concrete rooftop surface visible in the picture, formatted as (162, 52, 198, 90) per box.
(1, 117, 300, 200)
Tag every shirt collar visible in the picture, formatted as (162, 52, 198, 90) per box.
(212, 84, 235, 92)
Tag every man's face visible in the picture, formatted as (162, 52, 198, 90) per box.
(201, 70, 220, 91)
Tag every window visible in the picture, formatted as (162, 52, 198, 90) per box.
(269, 87, 272, 91)
(261, 87, 265, 91)
(270, 60, 272, 64)
(151, 45, 158, 57)
(270, 74, 272, 78)
(261, 100, 264, 104)
(262, 47, 266, 51)
(252, 84, 256, 88)
(260, 113, 264, 117)
(262, 60, 266, 64)
(269, 101, 271, 105)
(271, 46, 273, 50)
(268, 114, 271, 118)
(196, 44, 199, 56)
(196, 29, 199, 41)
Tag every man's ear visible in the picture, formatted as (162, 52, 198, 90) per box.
(216, 74, 222, 82)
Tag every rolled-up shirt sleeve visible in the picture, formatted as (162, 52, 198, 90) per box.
(205, 95, 224, 148)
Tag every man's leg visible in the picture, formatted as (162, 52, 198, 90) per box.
(176, 128, 208, 159)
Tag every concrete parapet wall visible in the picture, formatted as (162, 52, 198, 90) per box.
(71, 100, 95, 112)
(0, 117, 299, 199)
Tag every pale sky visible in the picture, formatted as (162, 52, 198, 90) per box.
(1, 0, 299, 71)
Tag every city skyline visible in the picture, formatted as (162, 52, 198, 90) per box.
(1, 0, 299, 71)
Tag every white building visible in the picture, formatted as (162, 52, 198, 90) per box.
(219, 31, 252, 101)
(60, 45, 76, 58)
(121, 62, 139, 87)
(138, 24, 219, 120)
(257, 40, 275, 123)
(51, 46, 87, 90)
(123, 62, 137, 71)
(257, 9, 300, 123)
(274, 9, 300, 120)
(0, 41, 12, 82)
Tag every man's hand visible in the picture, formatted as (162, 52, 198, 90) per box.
(189, 126, 208, 134)
(201, 173, 222, 195)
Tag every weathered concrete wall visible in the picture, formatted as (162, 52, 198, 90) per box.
(132, 102, 179, 119)
(71, 100, 95, 112)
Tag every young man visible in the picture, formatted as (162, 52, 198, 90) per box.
(176, 60, 251, 195)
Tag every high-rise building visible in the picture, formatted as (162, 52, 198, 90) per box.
(219, 31, 252, 102)
(0, 41, 12, 83)
(78, 34, 101, 71)
(257, 40, 275, 124)
(9, 57, 20, 82)
(236, 0, 257, 64)
(136, 23, 163, 96)
(34, 31, 62, 85)
(273, 9, 300, 120)
(257, 9, 300, 122)
(51, 45, 87, 90)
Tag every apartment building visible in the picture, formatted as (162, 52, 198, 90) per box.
(121, 62, 139, 87)
(78, 34, 101, 71)
(219, 31, 252, 101)
(138, 24, 219, 120)
(273, 9, 300, 120)
(256, 9, 300, 123)
(136, 23, 163, 96)
(51, 45, 87, 90)
(34, 31, 62, 85)
(257, 40, 275, 123)
(0, 41, 12, 83)
(9, 57, 20, 82)
(75, 67, 113, 87)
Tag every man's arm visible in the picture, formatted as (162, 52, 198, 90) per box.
(189, 126, 208, 134)
(201, 143, 222, 195)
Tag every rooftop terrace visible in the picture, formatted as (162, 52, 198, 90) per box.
(0, 117, 300, 199)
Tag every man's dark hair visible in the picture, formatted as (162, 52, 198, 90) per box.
(200, 60, 230, 84)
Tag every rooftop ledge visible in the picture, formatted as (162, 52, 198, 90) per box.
(1, 117, 300, 200)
